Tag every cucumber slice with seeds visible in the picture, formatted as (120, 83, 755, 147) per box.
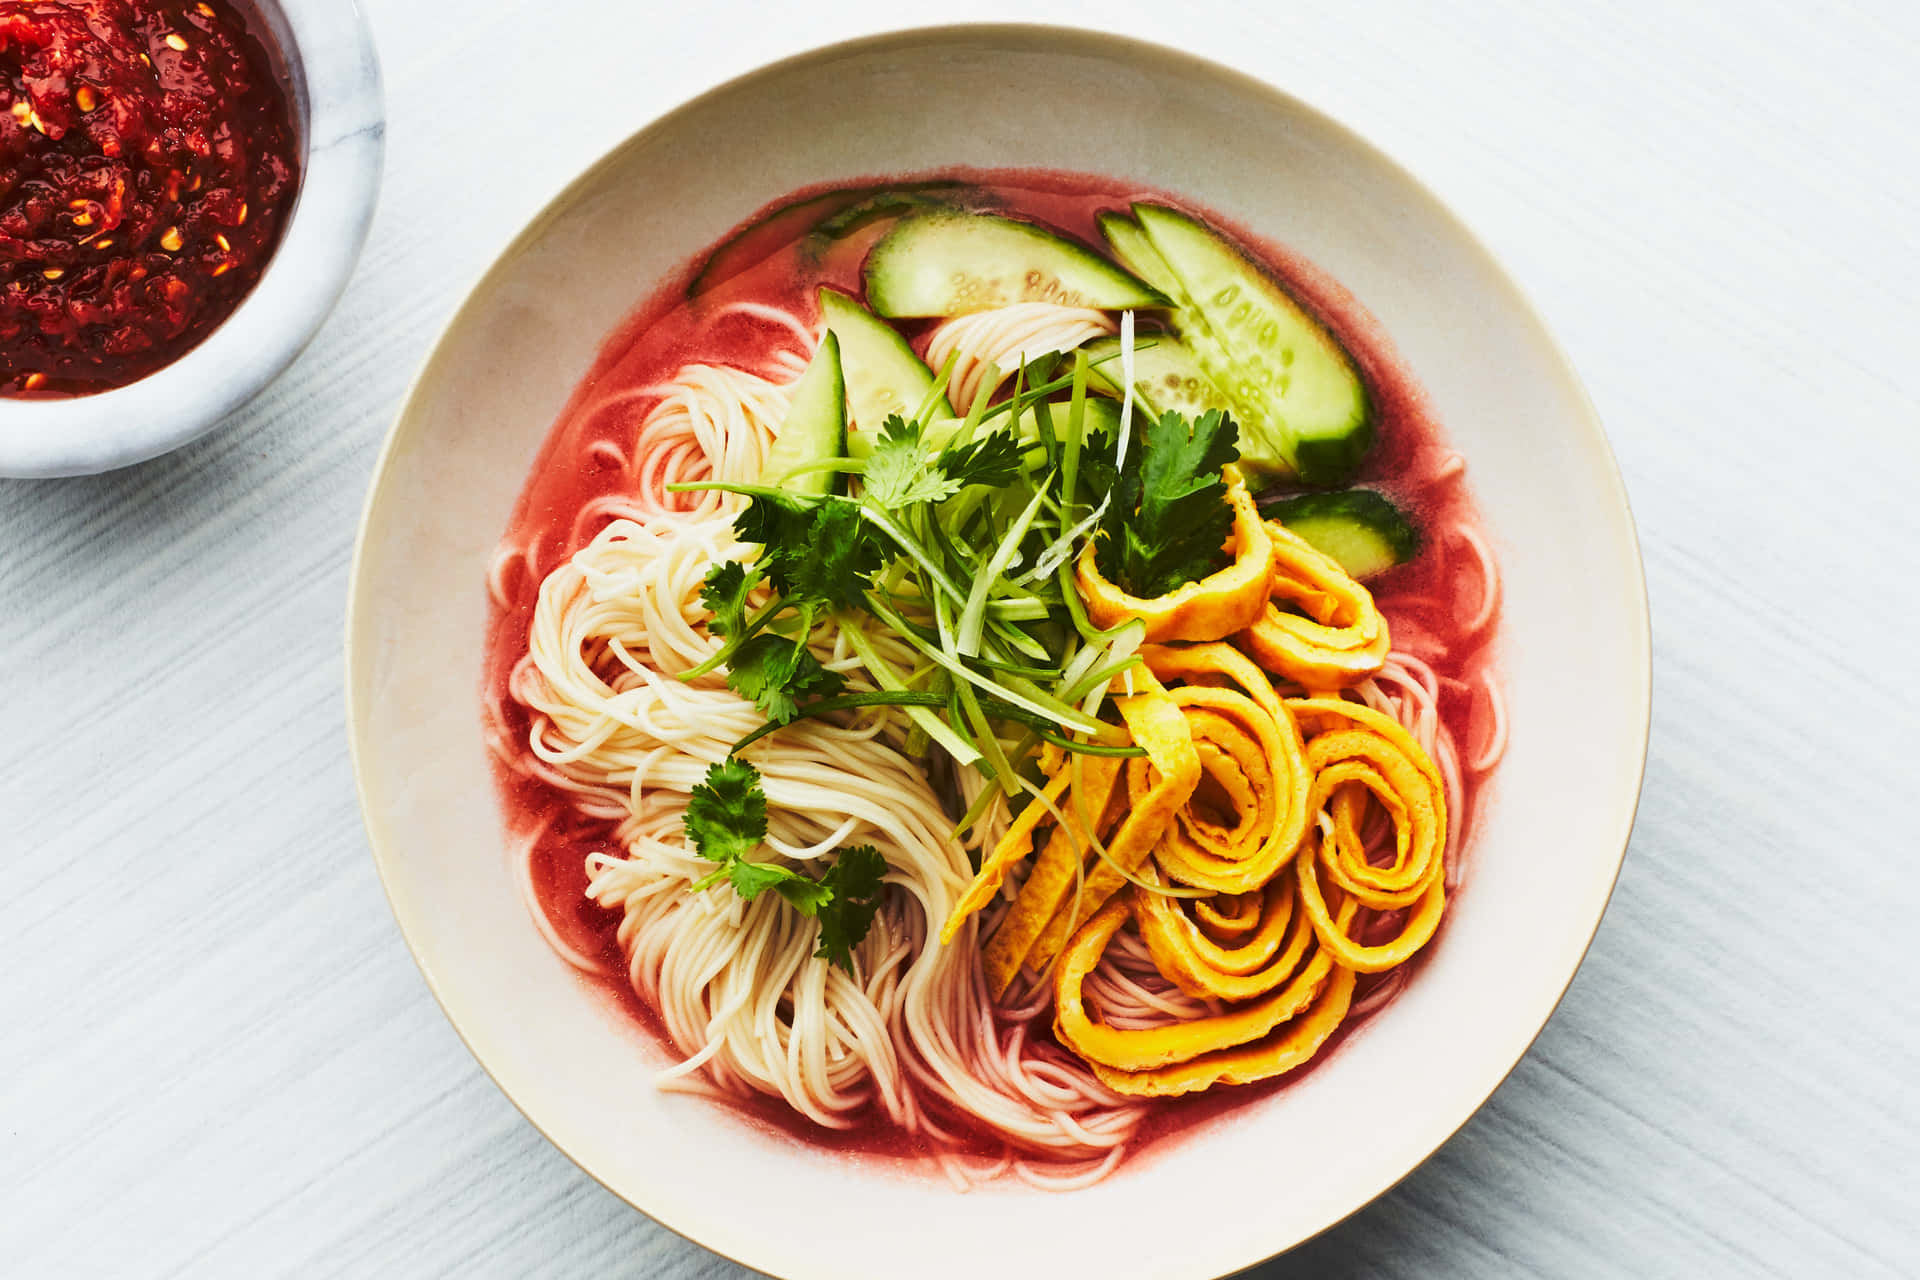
(864, 211, 1170, 318)
(1260, 489, 1420, 579)
(759, 332, 845, 496)
(1132, 203, 1372, 486)
(1083, 334, 1235, 425)
(818, 286, 954, 430)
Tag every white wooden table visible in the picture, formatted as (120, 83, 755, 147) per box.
(4, 2, 1916, 1275)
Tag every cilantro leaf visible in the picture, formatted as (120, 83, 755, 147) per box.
(726, 634, 847, 724)
(733, 489, 818, 575)
(1091, 408, 1240, 599)
(771, 874, 834, 915)
(732, 491, 879, 612)
(728, 858, 802, 903)
(685, 759, 767, 867)
(699, 561, 759, 639)
(682, 755, 886, 974)
(864, 414, 962, 508)
(780, 499, 882, 610)
(813, 844, 888, 970)
(938, 427, 1023, 490)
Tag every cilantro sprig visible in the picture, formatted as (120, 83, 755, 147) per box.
(1086, 407, 1240, 599)
(684, 759, 888, 972)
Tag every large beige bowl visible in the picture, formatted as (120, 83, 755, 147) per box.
(347, 25, 1648, 1280)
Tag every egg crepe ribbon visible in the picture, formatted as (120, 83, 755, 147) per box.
(1240, 521, 1391, 688)
(1134, 869, 1313, 999)
(1194, 891, 1263, 944)
(940, 745, 1075, 944)
(943, 681, 1201, 972)
(979, 753, 1126, 997)
(1288, 697, 1449, 973)
(1133, 643, 1311, 895)
(1076, 482, 1273, 643)
(1052, 897, 1358, 1096)
(1020, 682, 1202, 977)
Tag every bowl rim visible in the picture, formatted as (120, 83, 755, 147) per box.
(346, 21, 1651, 1277)
(0, 0, 385, 479)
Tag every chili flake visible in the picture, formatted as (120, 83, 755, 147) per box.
(0, 0, 299, 397)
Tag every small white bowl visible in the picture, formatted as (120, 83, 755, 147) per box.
(0, 0, 383, 479)
(350, 25, 1649, 1280)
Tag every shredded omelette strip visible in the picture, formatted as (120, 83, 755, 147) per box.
(944, 483, 1459, 1097)
(1239, 521, 1391, 688)
(1075, 482, 1273, 643)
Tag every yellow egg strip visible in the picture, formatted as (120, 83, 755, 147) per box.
(1306, 733, 1443, 900)
(1194, 890, 1264, 944)
(1021, 689, 1201, 975)
(1052, 896, 1357, 1091)
(1076, 483, 1273, 643)
(980, 754, 1126, 997)
(1153, 684, 1311, 894)
(1283, 695, 1451, 971)
(1296, 834, 1447, 974)
(1134, 872, 1315, 1000)
(941, 755, 1076, 944)
(1088, 966, 1356, 1098)
(1240, 521, 1391, 688)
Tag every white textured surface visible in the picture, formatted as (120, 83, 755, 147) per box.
(1, 2, 1915, 1277)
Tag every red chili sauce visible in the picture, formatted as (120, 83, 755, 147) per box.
(0, 0, 298, 396)
(485, 169, 1505, 1178)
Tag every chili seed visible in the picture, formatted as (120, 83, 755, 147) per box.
(42, 268, 64, 281)
(165, 33, 189, 51)
(160, 226, 183, 252)
(23, 373, 47, 391)
(76, 86, 98, 113)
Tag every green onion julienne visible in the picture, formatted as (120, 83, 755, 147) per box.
(671, 315, 1205, 849)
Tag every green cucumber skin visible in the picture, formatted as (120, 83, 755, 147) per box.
(806, 188, 962, 243)
(1260, 489, 1420, 579)
(1100, 212, 1291, 477)
(1095, 212, 1184, 302)
(690, 188, 869, 298)
(817, 286, 952, 430)
(1083, 334, 1235, 425)
(864, 211, 1171, 318)
(692, 182, 970, 297)
(1129, 204, 1373, 487)
(761, 332, 846, 496)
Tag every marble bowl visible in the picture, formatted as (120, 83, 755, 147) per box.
(349, 25, 1650, 1280)
(0, 0, 384, 479)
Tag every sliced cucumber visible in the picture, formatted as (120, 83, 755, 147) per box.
(1096, 210, 1183, 302)
(1261, 489, 1420, 579)
(760, 332, 846, 495)
(864, 211, 1170, 318)
(689, 187, 878, 297)
(807, 188, 960, 243)
(818, 286, 953, 430)
(1129, 204, 1372, 486)
(1083, 334, 1234, 425)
